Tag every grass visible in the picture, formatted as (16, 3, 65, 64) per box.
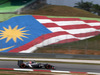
(0, 2, 24, 12)
(0, 14, 22, 22)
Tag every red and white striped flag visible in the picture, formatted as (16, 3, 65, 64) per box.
(20, 15, 100, 53)
(36, 15, 100, 42)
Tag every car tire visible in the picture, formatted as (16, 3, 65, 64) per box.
(45, 64, 52, 69)
(20, 63, 26, 68)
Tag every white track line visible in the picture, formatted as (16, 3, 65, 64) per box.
(0, 57, 100, 64)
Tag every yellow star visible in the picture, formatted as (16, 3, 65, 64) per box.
(0, 25, 30, 43)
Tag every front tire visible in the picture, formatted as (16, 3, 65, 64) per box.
(20, 63, 26, 68)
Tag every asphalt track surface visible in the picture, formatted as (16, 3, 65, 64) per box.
(0, 61, 100, 73)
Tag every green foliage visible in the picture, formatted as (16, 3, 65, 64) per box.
(92, 4, 100, 16)
(0, 0, 9, 5)
(10, 0, 32, 5)
(74, 0, 93, 12)
(74, 0, 100, 16)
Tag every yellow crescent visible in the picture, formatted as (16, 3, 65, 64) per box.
(0, 46, 14, 51)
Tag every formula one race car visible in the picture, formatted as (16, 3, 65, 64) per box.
(18, 60, 55, 69)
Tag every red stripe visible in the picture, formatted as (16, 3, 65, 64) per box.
(48, 18, 81, 21)
(0, 68, 13, 70)
(9, 31, 69, 52)
(42, 23, 58, 27)
(43, 23, 93, 29)
(61, 24, 92, 30)
(73, 31, 100, 37)
(92, 26, 100, 29)
(34, 69, 51, 72)
(83, 20, 99, 23)
(71, 71, 87, 74)
(33, 15, 48, 19)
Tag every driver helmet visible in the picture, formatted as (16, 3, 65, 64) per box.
(29, 61, 32, 64)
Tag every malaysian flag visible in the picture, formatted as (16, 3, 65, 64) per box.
(0, 15, 100, 53)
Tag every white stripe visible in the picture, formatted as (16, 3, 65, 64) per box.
(20, 46, 37, 53)
(20, 34, 77, 53)
(14, 68, 33, 71)
(65, 28, 96, 34)
(88, 72, 100, 75)
(0, 58, 100, 64)
(88, 23, 100, 26)
(48, 27, 97, 34)
(37, 19, 86, 26)
(54, 21, 86, 26)
(96, 30, 100, 31)
(48, 27, 65, 32)
(51, 70, 70, 73)
(37, 19, 53, 23)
